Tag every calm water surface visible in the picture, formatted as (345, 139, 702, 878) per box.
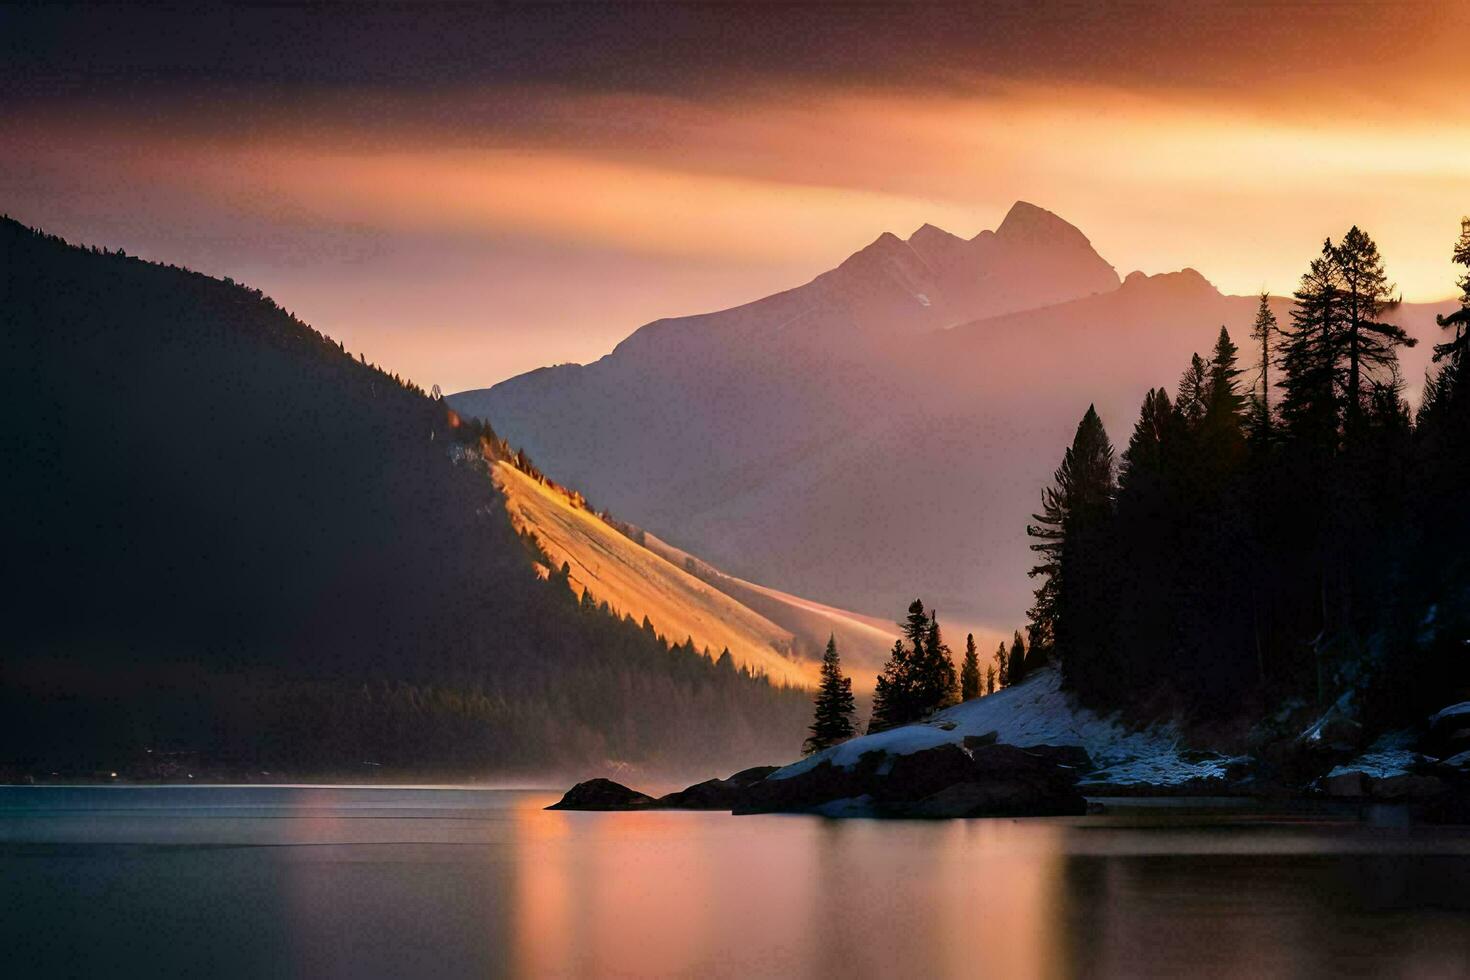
(4, 786, 1470, 978)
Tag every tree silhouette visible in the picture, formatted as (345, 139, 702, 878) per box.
(804, 635, 856, 754)
(960, 633, 981, 701)
(1247, 294, 1279, 444)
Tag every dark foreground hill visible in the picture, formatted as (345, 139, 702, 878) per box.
(0, 217, 807, 779)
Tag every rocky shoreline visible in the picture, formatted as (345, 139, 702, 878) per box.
(549, 739, 1093, 818)
(548, 674, 1470, 820)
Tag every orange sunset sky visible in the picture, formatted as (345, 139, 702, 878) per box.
(4, 2, 1468, 392)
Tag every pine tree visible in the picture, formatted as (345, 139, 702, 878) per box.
(913, 612, 959, 711)
(1332, 226, 1414, 435)
(901, 599, 929, 653)
(985, 664, 997, 695)
(960, 633, 981, 701)
(1247, 294, 1279, 443)
(1434, 215, 1470, 396)
(1029, 406, 1118, 700)
(1205, 327, 1246, 426)
(804, 635, 856, 754)
(994, 641, 1009, 688)
(868, 640, 911, 733)
(1279, 246, 1344, 453)
(1175, 354, 1209, 428)
(871, 601, 958, 729)
(1008, 630, 1028, 684)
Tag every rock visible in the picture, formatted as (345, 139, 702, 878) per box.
(1422, 703, 1470, 759)
(895, 778, 1087, 818)
(1317, 716, 1363, 751)
(736, 741, 1089, 817)
(1441, 750, 1470, 771)
(546, 778, 655, 810)
(1017, 744, 1093, 771)
(877, 744, 976, 801)
(1370, 774, 1446, 801)
(726, 765, 779, 786)
(962, 731, 999, 750)
(1321, 770, 1368, 798)
(735, 753, 880, 814)
(655, 766, 781, 810)
(656, 778, 741, 809)
(1257, 734, 1341, 786)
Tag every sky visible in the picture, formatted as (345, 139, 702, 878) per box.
(4, 2, 1468, 392)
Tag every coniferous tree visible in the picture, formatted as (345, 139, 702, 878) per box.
(1008, 631, 1028, 684)
(985, 665, 997, 695)
(914, 612, 960, 710)
(1029, 406, 1117, 700)
(960, 633, 981, 701)
(1333, 226, 1414, 436)
(1203, 327, 1246, 450)
(901, 599, 930, 653)
(1247, 294, 1280, 444)
(1279, 246, 1344, 454)
(1175, 354, 1209, 427)
(804, 635, 856, 754)
(868, 640, 911, 733)
(1433, 218, 1470, 372)
(994, 641, 1008, 688)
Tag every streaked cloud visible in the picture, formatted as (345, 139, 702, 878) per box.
(3, 2, 1467, 390)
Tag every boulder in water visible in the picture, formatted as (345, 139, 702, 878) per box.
(546, 778, 655, 810)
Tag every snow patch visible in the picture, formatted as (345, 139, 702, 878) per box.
(772, 668, 1239, 788)
(1430, 702, 1470, 728)
(1326, 731, 1421, 780)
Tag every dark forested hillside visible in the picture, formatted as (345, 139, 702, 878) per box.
(0, 217, 807, 778)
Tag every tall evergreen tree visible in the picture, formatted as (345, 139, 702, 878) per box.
(960, 633, 981, 701)
(1431, 218, 1470, 387)
(985, 664, 997, 695)
(912, 612, 960, 711)
(1247, 294, 1280, 443)
(869, 599, 949, 732)
(994, 641, 1009, 688)
(868, 639, 911, 733)
(804, 635, 856, 754)
(1008, 630, 1028, 684)
(1175, 354, 1209, 427)
(901, 599, 930, 653)
(1204, 327, 1246, 439)
(1332, 226, 1414, 435)
(1029, 406, 1117, 699)
(1279, 246, 1345, 453)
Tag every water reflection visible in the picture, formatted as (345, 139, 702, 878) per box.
(4, 787, 1470, 978)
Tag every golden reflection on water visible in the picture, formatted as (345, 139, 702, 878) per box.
(512, 797, 1071, 978)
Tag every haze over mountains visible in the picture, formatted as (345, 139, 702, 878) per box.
(452, 204, 1456, 632)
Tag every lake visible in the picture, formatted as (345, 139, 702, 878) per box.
(4, 786, 1470, 978)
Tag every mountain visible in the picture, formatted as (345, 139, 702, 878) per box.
(493, 457, 895, 689)
(452, 211, 1456, 631)
(0, 217, 810, 779)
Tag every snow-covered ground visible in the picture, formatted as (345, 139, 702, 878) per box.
(772, 668, 1244, 789)
(1326, 731, 1421, 780)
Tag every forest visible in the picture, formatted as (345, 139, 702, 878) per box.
(1023, 222, 1470, 730)
(0, 217, 809, 779)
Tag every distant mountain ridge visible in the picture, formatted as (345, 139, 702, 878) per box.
(451, 204, 1455, 632)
